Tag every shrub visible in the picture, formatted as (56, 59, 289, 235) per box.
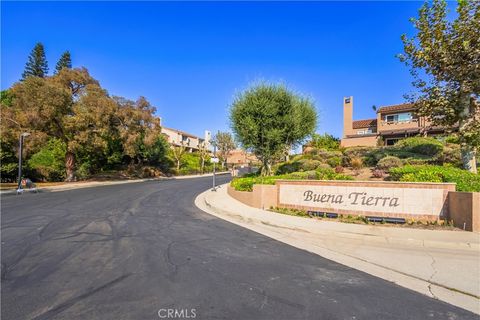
(327, 156, 342, 168)
(309, 133, 340, 151)
(315, 167, 353, 181)
(389, 165, 480, 192)
(298, 159, 323, 171)
(434, 144, 461, 167)
(403, 158, 431, 166)
(400, 171, 443, 183)
(310, 150, 343, 162)
(377, 156, 403, 170)
(231, 167, 353, 191)
(335, 166, 344, 173)
(343, 146, 375, 158)
(395, 137, 443, 156)
(445, 135, 460, 144)
(372, 169, 386, 178)
(28, 138, 66, 181)
(0, 139, 18, 182)
(350, 157, 363, 170)
(287, 170, 318, 180)
(275, 161, 301, 174)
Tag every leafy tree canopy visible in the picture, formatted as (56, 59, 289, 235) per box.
(399, 0, 479, 173)
(212, 131, 236, 167)
(230, 83, 317, 175)
(309, 133, 340, 151)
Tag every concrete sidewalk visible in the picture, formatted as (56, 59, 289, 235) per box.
(195, 183, 480, 314)
(0, 172, 230, 195)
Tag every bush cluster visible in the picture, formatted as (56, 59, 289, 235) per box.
(395, 137, 443, 156)
(389, 165, 480, 192)
(231, 167, 353, 191)
(376, 156, 403, 170)
(343, 137, 447, 168)
(275, 151, 342, 174)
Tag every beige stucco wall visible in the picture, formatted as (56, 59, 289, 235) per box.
(227, 184, 278, 210)
(448, 192, 480, 232)
(276, 180, 455, 221)
(340, 135, 377, 147)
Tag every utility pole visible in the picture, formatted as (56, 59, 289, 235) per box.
(212, 143, 217, 191)
(17, 132, 30, 194)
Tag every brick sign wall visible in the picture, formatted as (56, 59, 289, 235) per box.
(276, 180, 456, 220)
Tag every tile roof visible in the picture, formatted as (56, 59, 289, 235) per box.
(163, 126, 203, 140)
(377, 103, 416, 114)
(352, 119, 377, 129)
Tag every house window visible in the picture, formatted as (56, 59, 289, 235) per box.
(384, 112, 412, 123)
(357, 128, 373, 135)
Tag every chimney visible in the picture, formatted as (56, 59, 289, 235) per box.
(204, 130, 211, 148)
(343, 96, 353, 138)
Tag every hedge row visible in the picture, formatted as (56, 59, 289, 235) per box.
(389, 165, 480, 192)
(231, 168, 353, 192)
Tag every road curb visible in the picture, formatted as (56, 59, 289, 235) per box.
(202, 186, 479, 252)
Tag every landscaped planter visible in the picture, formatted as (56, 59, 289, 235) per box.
(228, 179, 480, 232)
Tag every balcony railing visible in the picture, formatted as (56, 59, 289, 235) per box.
(381, 118, 418, 126)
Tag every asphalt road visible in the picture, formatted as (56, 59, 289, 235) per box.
(1, 176, 477, 320)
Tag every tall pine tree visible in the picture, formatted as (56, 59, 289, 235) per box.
(21, 43, 49, 80)
(55, 51, 72, 74)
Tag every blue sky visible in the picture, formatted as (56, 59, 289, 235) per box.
(2, 1, 425, 139)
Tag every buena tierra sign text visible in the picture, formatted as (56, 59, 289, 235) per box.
(303, 190, 400, 207)
(278, 183, 449, 216)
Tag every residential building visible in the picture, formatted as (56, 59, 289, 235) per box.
(341, 96, 452, 147)
(161, 127, 211, 152)
(226, 149, 258, 167)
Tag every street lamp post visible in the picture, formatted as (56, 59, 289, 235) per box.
(17, 132, 30, 193)
(212, 143, 217, 191)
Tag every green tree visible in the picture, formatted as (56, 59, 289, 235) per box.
(212, 131, 236, 168)
(55, 51, 72, 74)
(0, 138, 18, 182)
(197, 141, 210, 174)
(113, 96, 163, 165)
(310, 133, 340, 151)
(399, 0, 479, 173)
(8, 68, 117, 181)
(230, 83, 317, 175)
(28, 138, 67, 181)
(170, 142, 187, 171)
(22, 43, 49, 79)
(1, 90, 13, 107)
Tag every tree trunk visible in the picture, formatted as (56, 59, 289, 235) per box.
(176, 159, 180, 171)
(201, 158, 205, 174)
(261, 158, 272, 176)
(458, 92, 477, 173)
(65, 151, 76, 182)
(461, 145, 477, 174)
